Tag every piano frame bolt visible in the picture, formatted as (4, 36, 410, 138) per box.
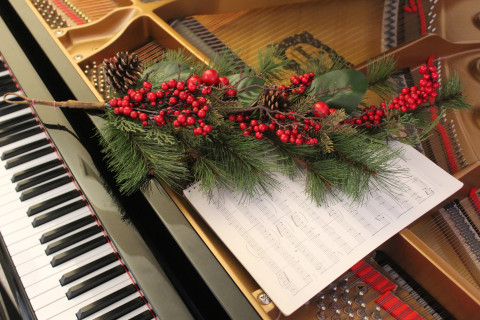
(257, 292, 271, 305)
(74, 54, 83, 60)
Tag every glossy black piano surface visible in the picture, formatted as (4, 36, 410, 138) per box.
(0, 1, 255, 319)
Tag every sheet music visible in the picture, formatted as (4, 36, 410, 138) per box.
(184, 142, 463, 315)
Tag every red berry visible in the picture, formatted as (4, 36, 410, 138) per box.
(239, 122, 247, 130)
(188, 84, 197, 91)
(280, 134, 288, 143)
(169, 97, 177, 105)
(139, 113, 148, 121)
(168, 79, 177, 88)
(187, 75, 202, 86)
(179, 91, 188, 100)
(176, 82, 185, 90)
(197, 110, 206, 118)
(312, 102, 330, 117)
(219, 76, 229, 86)
(255, 132, 263, 139)
(197, 97, 206, 105)
(177, 114, 186, 124)
(146, 92, 156, 101)
(143, 82, 152, 90)
(130, 111, 138, 119)
(202, 69, 220, 86)
(186, 116, 195, 125)
(161, 83, 169, 90)
(113, 107, 120, 114)
(123, 106, 132, 116)
(134, 93, 143, 102)
(203, 125, 212, 133)
(156, 90, 164, 98)
(225, 88, 237, 97)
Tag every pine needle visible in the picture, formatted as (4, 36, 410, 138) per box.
(366, 55, 399, 98)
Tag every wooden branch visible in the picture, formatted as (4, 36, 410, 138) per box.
(2, 92, 106, 110)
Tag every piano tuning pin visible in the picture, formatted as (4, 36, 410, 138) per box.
(345, 313, 354, 319)
(371, 306, 382, 319)
(316, 306, 327, 320)
(316, 295, 326, 308)
(329, 297, 339, 311)
(340, 277, 349, 289)
(343, 300, 353, 314)
(354, 291, 365, 304)
(331, 309, 341, 320)
(340, 288, 350, 301)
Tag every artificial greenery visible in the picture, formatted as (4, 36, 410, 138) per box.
(97, 48, 470, 204)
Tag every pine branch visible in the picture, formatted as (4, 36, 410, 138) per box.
(299, 55, 351, 77)
(98, 111, 190, 194)
(254, 46, 290, 81)
(195, 130, 285, 202)
(435, 73, 471, 111)
(366, 55, 398, 98)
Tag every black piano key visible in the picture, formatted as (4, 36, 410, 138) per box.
(0, 118, 37, 138)
(16, 167, 64, 191)
(12, 158, 61, 182)
(20, 175, 71, 201)
(0, 81, 17, 94)
(61, 253, 117, 286)
(51, 236, 108, 267)
(0, 74, 13, 87)
(0, 63, 6, 72)
(28, 189, 79, 216)
(66, 265, 125, 300)
(40, 210, 93, 242)
(45, 225, 102, 255)
(6, 146, 53, 169)
(129, 310, 154, 320)
(0, 126, 42, 147)
(0, 112, 34, 129)
(93, 297, 146, 320)
(76, 284, 138, 320)
(0, 103, 27, 117)
(2, 138, 49, 160)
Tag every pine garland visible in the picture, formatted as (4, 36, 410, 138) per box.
(90, 48, 472, 205)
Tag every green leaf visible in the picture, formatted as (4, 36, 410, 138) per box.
(310, 69, 368, 113)
(143, 61, 192, 88)
(228, 73, 265, 106)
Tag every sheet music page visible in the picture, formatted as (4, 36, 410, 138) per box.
(184, 142, 463, 316)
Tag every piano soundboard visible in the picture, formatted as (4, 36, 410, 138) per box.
(1, 0, 480, 319)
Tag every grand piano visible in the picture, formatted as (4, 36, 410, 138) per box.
(0, 0, 479, 319)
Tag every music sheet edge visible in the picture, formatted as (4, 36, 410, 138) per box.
(184, 142, 463, 316)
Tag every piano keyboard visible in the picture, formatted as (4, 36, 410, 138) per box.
(0, 58, 156, 319)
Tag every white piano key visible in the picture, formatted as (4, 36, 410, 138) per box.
(116, 304, 151, 320)
(7, 220, 98, 257)
(34, 274, 132, 319)
(0, 146, 56, 176)
(0, 90, 21, 102)
(3, 203, 88, 246)
(20, 245, 112, 288)
(16, 242, 112, 277)
(0, 184, 76, 224)
(11, 232, 105, 270)
(1, 196, 85, 238)
(0, 106, 32, 124)
(0, 173, 68, 204)
(25, 260, 122, 302)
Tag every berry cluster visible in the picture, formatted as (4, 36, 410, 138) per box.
(344, 62, 440, 128)
(277, 72, 315, 97)
(228, 101, 337, 145)
(108, 69, 236, 136)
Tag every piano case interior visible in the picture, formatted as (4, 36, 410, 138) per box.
(1, 0, 480, 319)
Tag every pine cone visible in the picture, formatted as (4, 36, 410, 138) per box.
(263, 87, 289, 111)
(103, 52, 143, 93)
